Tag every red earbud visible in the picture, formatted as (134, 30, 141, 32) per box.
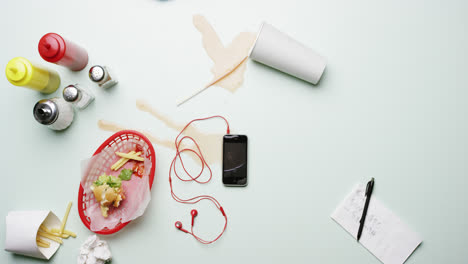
(191, 209, 198, 226)
(175, 221, 189, 233)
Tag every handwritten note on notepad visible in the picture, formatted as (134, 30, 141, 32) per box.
(331, 184, 422, 264)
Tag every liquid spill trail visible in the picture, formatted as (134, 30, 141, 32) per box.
(193, 14, 257, 93)
(97, 120, 174, 149)
(136, 99, 223, 164)
(98, 100, 224, 164)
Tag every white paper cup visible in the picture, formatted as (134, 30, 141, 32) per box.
(249, 22, 327, 85)
(5, 210, 61, 260)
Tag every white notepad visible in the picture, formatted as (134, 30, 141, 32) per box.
(331, 184, 422, 264)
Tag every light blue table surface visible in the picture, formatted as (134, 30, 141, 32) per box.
(1, 0, 467, 263)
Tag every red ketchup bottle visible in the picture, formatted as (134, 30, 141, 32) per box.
(38, 33, 88, 71)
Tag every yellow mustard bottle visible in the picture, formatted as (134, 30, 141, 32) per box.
(5, 57, 60, 94)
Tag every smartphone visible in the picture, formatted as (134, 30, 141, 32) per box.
(223, 135, 248, 186)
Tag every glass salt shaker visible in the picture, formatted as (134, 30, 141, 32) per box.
(33, 98, 74, 130)
(63, 84, 94, 110)
(89, 65, 118, 89)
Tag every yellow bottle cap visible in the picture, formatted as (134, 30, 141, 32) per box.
(5, 57, 32, 86)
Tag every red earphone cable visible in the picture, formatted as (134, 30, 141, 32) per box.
(169, 116, 230, 244)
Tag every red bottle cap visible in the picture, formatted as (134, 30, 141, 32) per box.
(38, 33, 66, 62)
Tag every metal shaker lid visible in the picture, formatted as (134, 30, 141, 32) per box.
(63, 85, 81, 102)
(33, 99, 59, 125)
(89, 65, 105, 82)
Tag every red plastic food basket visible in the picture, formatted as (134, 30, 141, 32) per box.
(78, 130, 156, 234)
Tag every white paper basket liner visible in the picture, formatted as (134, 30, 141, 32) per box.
(5, 210, 61, 260)
(249, 22, 327, 85)
(80, 138, 152, 232)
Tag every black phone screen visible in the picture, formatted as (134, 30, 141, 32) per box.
(223, 135, 248, 186)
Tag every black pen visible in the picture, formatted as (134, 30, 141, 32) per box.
(357, 177, 375, 241)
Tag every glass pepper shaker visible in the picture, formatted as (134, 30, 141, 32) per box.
(33, 98, 74, 130)
(63, 84, 94, 110)
(89, 65, 118, 89)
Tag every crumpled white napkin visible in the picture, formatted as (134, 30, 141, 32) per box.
(77, 235, 112, 264)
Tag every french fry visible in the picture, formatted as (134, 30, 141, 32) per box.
(115, 152, 144, 161)
(36, 237, 50, 247)
(39, 225, 50, 233)
(114, 151, 142, 170)
(37, 240, 50, 248)
(40, 225, 70, 238)
(111, 151, 136, 170)
(50, 228, 76, 238)
(35, 202, 76, 248)
(115, 152, 141, 171)
(112, 158, 126, 170)
(37, 231, 62, 244)
(112, 151, 142, 171)
(59, 202, 72, 235)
